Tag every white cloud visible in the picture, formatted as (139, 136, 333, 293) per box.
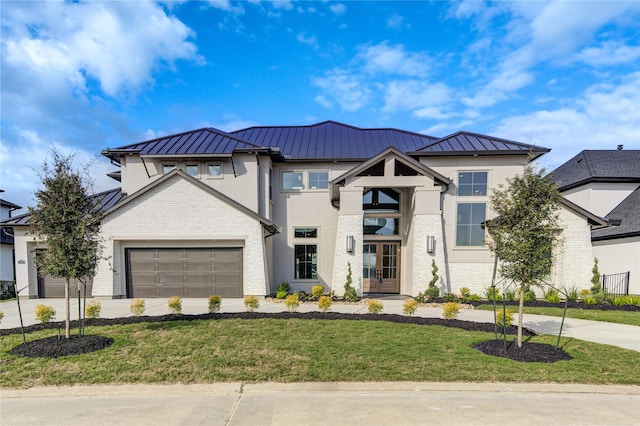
(358, 42, 430, 77)
(576, 41, 640, 67)
(493, 72, 640, 169)
(296, 33, 319, 49)
(386, 14, 404, 29)
(329, 3, 346, 15)
(383, 81, 451, 112)
(207, 0, 245, 14)
(313, 70, 371, 112)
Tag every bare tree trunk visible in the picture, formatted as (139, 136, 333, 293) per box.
(517, 282, 525, 347)
(65, 278, 71, 339)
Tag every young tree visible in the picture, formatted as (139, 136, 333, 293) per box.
(29, 150, 102, 338)
(486, 165, 561, 347)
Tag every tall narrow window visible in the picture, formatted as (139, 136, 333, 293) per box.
(456, 203, 486, 246)
(294, 227, 317, 280)
(458, 171, 487, 196)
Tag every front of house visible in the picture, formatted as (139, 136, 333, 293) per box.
(6, 121, 603, 299)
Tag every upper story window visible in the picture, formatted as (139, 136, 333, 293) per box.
(458, 171, 487, 196)
(282, 171, 304, 190)
(308, 171, 329, 190)
(456, 202, 486, 246)
(186, 164, 199, 177)
(363, 188, 400, 212)
(163, 164, 176, 175)
(294, 227, 317, 238)
(207, 163, 222, 178)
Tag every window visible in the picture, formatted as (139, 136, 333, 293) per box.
(282, 171, 304, 190)
(456, 203, 486, 246)
(363, 217, 399, 235)
(163, 164, 176, 174)
(458, 171, 487, 196)
(308, 171, 329, 190)
(186, 164, 199, 177)
(207, 164, 222, 177)
(268, 168, 273, 201)
(294, 227, 317, 280)
(363, 188, 400, 212)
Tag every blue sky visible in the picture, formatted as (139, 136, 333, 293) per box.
(2, 0, 639, 211)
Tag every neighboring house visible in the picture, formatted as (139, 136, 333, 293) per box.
(4, 121, 603, 299)
(1, 198, 22, 282)
(551, 149, 640, 295)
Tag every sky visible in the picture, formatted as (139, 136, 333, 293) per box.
(1, 0, 639, 212)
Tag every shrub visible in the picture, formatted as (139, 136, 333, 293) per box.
(85, 300, 102, 319)
(583, 295, 597, 305)
(367, 299, 384, 314)
(442, 302, 460, 320)
(415, 291, 430, 303)
(426, 285, 440, 300)
(0, 310, 4, 325)
(208, 295, 222, 313)
(130, 299, 145, 317)
(564, 286, 579, 302)
(590, 258, 601, 294)
(35, 304, 56, 323)
(402, 299, 418, 316)
(467, 293, 482, 302)
(579, 288, 591, 298)
(343, 262, 360, 302)
(504, 289, 516, 302)
(522, 288, 537, 302)
(429, 259, 439, 287)
(285, 293, 300, 312)
(459, 287, 471, 299)
(244, 295, 260, 312)
(168, 296, 182, 314)
(277, 281, 291, 294)
(543, 289, 560, 304)
(443, 292, 459, 302)
(612, 295, 639, 306)
(311, 285, 324, 298)
(276, 290, 288, 299)
(496, 309, 514, 327)
(593, 291, 610, 305)
(318, 295, 332, 313)
(484, 287, 502, 302)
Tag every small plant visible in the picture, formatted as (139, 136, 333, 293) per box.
(579, 288, 591, 298)
(130, 299, 145, 317)
(496, 309, 514, 326)
(426, 285, 440, 300)
(367, 299, 384, 314)
(0, 310, 4, 325)
(543, 288, 560, 304)
(276, 282, 290, 299)
(402, 299, 418, 316)
(459, 287, 471, 300)
(564, 285, 579, 302)
(318, 295, 332, 313)
(208, 295, 222, 313)
(343, 262, 360, 302)
(584, 295, 597, 305)
(424, 260, 440, 300)
(467, 293, 482, 302)
(168, 296, 182, 314)
(504, 288, 517, 302)
(415, 291, 430, 303)
(521, 287, 537, 302)
(484, 287, 502, 302)
(244, 295, 260, 312)
(85, 300, 102, 319)
(35, 304, 56, 323)
(442, 302, 460, 320)
(285, 293, 300, 312)
(590, 258, 601, 294)
(443, 292, 459, 302)
(311, 285, 324, 298)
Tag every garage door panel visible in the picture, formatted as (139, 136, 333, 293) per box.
(127, 248, 243, 298)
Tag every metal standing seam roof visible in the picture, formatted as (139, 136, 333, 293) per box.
(1, 199, 22, 210)
(0, 188, 127, 227)
(550, 150, 640, 191)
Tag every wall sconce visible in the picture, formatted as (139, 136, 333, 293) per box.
(427, 235, 435, 254)
(346, 235, 355, 253)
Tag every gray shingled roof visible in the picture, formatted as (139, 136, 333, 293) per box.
(550, 150, 640, 191)
(0, 199, 22, 210)
(0, 188, 127, 227)
(592, 187, 640, 240)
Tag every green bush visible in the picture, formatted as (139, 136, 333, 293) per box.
(244, 295, 260, 312)
(318, 295, 332, 313)
(564, 286, 579, 302)
(208, 295, 222, 313)
(367, 299, 384, 314)
(311, 285, 324, 298)
(459, 287, 471, 299)
(443, 293, 459, 302)
(130, 299, 145, 317)
(522, 288, 537, 302)
(402, 299, 418, 316)
(504, 289, 516, 302)
(277, 281, 291, 294)
(442, 302, 460, 320)
(426, 285, 440, 300)
(0, 310, 4, 325)
(590, 258, 601, 294)
(285, 293, 300, 312)
(343, 262, 360, 302)
(584, 295, 597, 305)
(276, 290, 288, 299)
(543, 289, 560, 304)
(85, 300, 102, 319)
(467, 293, 482, 302)
(35, 304, 56, 323)
(612, 295, 640, 306)
(484, 287, 502, 302)
(496, 309, 514, 326)
(168, 296, 182, 314)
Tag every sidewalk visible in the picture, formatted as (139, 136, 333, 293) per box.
(1, 297, 639, 351)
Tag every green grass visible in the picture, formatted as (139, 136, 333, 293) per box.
(475, 304, 640, 326)
(1, 318, 639, 388)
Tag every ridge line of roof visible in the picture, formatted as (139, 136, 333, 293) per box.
(422, 130, 550, 152)
(110, 127, 264, 151)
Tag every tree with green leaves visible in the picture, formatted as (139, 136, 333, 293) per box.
(486, 165, 561, 347)
(29, 150, 102, 338)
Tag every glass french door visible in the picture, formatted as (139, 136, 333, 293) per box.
(363, 242, 400, 293)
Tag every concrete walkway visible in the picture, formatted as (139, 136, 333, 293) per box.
(1, 297, 639, 351)
(2, 382, 639, 425)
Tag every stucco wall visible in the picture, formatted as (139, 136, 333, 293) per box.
(561, 182, 639, 217)
(593, 236, 640, 295)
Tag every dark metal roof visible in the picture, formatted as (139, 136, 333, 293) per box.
(0, 188, 127, 227)
(592, 186, 640, 241)
(550, 150, 640, 191)
(102, 127, 264, 161)
(0, 228, 13, 245)
(412, 131, 550, 160)
(231, 121, 439, 160)
(0, 199, 22, 210)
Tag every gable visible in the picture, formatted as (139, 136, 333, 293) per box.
(551, 150, 640, 191)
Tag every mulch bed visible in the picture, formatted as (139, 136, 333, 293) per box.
(474, 339, 572, 363)
(5, 312, 540, 359)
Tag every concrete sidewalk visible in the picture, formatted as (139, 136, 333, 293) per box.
(1, 297, 639, 351)
(2, 382, 640, 425)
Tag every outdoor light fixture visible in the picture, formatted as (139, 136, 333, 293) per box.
(346, 235, 355, 253)
(427, 235, 435, 254)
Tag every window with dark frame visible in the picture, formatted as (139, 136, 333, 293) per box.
(458, 171, 488, 196)
(308, 171, 329, 189)
(294, 227, 317, 280)
(456, 203, 486, 246)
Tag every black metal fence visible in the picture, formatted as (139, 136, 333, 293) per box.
(602, 272, 630, 298)
(0, 280, 16, 300)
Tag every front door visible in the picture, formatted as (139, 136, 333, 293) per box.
(363, 242, 400, 293)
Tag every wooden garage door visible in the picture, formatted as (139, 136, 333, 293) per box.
(126, 248, 243, 298)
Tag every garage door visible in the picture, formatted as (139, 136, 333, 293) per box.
(125, 248, 243, 298)
(36, 250, 93, 298)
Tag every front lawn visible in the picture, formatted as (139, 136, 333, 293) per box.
(2, 317, 639, 388)
(475, 304, 640, 326)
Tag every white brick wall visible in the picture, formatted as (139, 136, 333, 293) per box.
(553, 207, 595, 291)
(93, 176, 269, 297)
(331, 214, 363, 296)
(411, 214, 448, 296)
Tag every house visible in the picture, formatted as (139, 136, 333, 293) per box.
(551, 149, 640, 295)
(1, 198, 22, 283)
(4, 121, 604, 299)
